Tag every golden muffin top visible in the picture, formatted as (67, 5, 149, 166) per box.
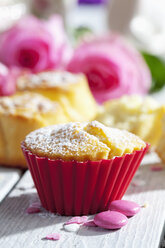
(17, 71, 84, 90)
(97, 95, 162, 126)
(104, 95, 161, 112)
(0, 92, 59, 117)
(24, 120, 146, 161)
(96, 95, 165, 147)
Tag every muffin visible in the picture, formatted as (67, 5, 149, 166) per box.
(0, 92, 68, 168)
(17, 71, 98, 122)
(22, 120, 149, 215)
(96, 95, 164, 147)
(156, 115, 165, 164)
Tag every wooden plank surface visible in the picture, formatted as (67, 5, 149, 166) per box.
(0, 167, 22, 203)
(0, 152, 165, 248)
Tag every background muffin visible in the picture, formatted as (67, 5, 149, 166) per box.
(17, 71, 98, 122)
(0, 92, 68, 168)
(96, 95, 164, 147)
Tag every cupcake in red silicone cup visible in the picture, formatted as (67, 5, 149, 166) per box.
(21, 121, 149, 216)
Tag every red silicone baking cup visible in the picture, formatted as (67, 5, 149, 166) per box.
(21, 143, 149, 216)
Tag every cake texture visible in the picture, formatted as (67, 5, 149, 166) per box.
(96, 95, 164, 147)
(0, 92, 68, 167)
(17, 71, 98, 122)
(22, 121, 148, 215)
(24, 121, 145, 161)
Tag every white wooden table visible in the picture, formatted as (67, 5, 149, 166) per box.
(0, 151, 165, 248)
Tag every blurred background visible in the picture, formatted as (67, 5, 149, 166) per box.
(2, 0, 165, 53)
(1, 0, 164, 42)
(1, 0, 165, 100)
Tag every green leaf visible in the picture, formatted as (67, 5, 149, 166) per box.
(73, 26, 93, 43)
(141, 51, 165, 93)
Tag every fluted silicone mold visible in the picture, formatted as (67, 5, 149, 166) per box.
(21, 143, 149, 216)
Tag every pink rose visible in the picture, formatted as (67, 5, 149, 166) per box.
(0, 15, 72, 73)
(0, 63, 18, 96)
(67, 34, 151, 104)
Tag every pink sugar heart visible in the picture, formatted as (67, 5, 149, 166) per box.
(109, 200, 140, 217)
(65, 216, 88, 225)
(45, 233, 60, 241)
(94, 210, 128, 230)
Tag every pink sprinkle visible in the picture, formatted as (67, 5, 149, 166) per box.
(151, 166, 163, 171)
(94, 211, 128, 230)
(65, 216, 88, 225)
(109, 200, 140, 217)
(26, 206, 41, 214)
(45, 233, 60, 241)
(26, 202, 41, 214)
(31, 202, 41, 208)
(83, 220, 97, 227)
(131, 179, 145, 187)
(131, 182, 139, 187)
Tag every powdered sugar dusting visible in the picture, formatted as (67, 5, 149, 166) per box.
(24, 121, 145, 161)
(17, 71, 83, 90)
(90, 121, 145, 146)
(85, 121, 146, 158)
(24, 122, 109, 161)
(0, 93, 58, 115)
